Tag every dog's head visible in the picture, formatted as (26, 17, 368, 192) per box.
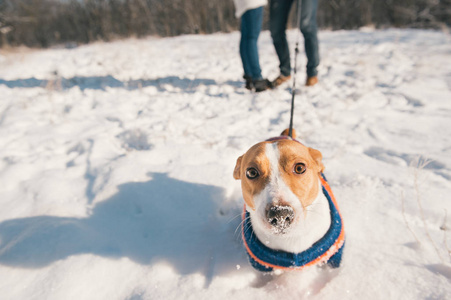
(233, 130, 324, 235)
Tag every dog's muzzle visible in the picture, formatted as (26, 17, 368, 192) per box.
(266, 205, 294, 233)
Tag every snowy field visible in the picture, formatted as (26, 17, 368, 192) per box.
(0, 28, 451, 299)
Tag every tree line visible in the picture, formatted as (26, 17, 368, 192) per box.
(0, 0, 449, 48)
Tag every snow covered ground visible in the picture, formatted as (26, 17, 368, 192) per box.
(0, 28, 450, 299)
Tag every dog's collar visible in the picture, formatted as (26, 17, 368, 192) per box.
(242, 174, 345, 272)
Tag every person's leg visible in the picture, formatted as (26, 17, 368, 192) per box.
(240, 19, 253, 90)
(270, 0, 295, 77)
(240, 7, 264, 80)
(240, 17, 252, 79)
(300, 0, 319, 78)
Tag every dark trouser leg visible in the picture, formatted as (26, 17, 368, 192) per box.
(300, 0, 319, 77)
(240, 7, 264, 79)
(269, 0, 295, 77)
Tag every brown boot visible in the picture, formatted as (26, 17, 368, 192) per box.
(306, 76, 318, 86)
(271, 74, 291, 88)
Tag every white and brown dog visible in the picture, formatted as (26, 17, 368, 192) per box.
(234, 129, 345, 272)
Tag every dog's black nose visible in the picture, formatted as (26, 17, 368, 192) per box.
(266, 205, 294, 232)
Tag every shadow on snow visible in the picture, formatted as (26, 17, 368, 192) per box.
(0, 76, 242, 92)
(0, 172, 247, 280)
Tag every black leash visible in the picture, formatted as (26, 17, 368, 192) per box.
(288, 0, 303, 138)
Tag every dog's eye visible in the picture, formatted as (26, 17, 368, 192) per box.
(246, 168, 260, 179)
(294, 163, 306, 174)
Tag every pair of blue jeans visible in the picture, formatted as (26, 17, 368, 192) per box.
(240, 6, 264, 80)
(270, 0, 319, 77)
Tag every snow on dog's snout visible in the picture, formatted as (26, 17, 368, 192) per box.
(251, 142, 304, 233)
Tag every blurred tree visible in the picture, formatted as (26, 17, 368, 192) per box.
(0, 0, 449, 48)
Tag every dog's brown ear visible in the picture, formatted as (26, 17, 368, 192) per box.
(280, 128, 297, 139)
(233, 156, 243, 180)
(309, 147, 325, 173)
